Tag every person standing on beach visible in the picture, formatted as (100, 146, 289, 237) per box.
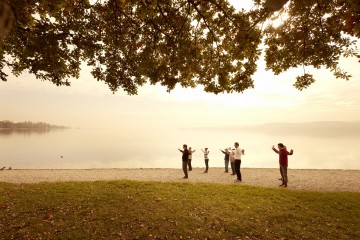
(178, 144, 190, 179)
(234, 142, 243, 182)
(230, 148, 236, 175)
(201, 148, 210, 173)
(272, 143, 294, 187)
(188, 147, 195, 171)
(220, 148, 230, 173)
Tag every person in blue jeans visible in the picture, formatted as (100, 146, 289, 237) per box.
(272, 143, 294, 187)
(220, 148, 230, 173)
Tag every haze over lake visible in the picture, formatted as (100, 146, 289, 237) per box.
(1, 121, 359, 170)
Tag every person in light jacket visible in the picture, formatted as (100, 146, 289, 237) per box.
(188, 147, 195, 171)
(201, 148, 210, 173)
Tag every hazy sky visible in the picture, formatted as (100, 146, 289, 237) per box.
(1, 1, 360, 129)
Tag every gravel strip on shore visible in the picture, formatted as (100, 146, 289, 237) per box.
(0, 168, 359, 192)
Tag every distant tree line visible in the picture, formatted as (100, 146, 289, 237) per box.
(0, 120, 69, 130)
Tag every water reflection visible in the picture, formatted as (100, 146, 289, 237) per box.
(0, 125, 359, 170)
(0, 128, 67, 137)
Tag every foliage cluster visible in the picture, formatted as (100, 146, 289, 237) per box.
(0, 0, 359, 94)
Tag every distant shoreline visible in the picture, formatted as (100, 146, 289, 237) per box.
(1, 168, 359, 192)
(0, 120, 70, 130)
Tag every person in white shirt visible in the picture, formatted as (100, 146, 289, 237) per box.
(234, 142, 243, 181)
(201, 148, 210, 173)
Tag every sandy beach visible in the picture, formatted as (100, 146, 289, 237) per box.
(0, 168, 359, 192)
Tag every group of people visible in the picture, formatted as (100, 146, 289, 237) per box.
(178, 142, 245, 181)
(177, 145, 210, 178)
(220, 146, 245, 176)
(178, 142, 294, 187)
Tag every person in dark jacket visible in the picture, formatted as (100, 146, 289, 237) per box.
(272, 143, 294, 187)
(178, 144, 190, 178)
(220, 148, 230, 173)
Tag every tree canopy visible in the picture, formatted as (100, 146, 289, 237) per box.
(1, 0, 359, 94)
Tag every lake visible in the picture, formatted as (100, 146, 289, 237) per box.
(1, 126, 359, 170)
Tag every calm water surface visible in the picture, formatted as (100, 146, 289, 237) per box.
(1, 128, 359, 170)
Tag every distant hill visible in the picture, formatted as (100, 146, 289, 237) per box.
(186, 121, 360, 137)
(242, 121, 360, 137)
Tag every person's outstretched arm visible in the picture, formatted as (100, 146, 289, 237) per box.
(178, 148, 183, 153)
(284, 148, 293, 155)
(272, 145, 279, 154)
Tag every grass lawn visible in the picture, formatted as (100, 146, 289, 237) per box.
(0, 180, 359, 239)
